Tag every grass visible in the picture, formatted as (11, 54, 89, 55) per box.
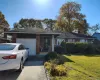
(51, 55, 100, 80)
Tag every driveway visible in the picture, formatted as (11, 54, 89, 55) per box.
(0, 56, 47, 80)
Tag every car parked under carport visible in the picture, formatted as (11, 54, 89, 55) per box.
(5, 27, 61, 56)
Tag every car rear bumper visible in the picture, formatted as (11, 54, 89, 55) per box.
(0, 60, 20, 71)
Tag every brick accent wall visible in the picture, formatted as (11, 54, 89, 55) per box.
(36, 34, 40, 54)
(12, 34, 17, 43)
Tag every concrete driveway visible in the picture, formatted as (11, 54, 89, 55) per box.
(0, 57, 47, 80)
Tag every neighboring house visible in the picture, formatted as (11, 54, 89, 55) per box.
(0, 27, 10, 43)
(92, 33, 100, 40)
(56, 32, 95, 45)
(0, 37, 10, 43)
(5, 28, 60, 56)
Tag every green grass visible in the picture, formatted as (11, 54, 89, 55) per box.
(51, 55, 100, 80)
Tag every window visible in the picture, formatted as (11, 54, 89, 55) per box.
(0, 44, 16, 50)
(18, 45, 25, 50)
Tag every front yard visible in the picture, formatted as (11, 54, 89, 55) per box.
(45, 54, 100, 80)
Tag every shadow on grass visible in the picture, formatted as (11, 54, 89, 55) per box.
(58, 55, 74, 64)
(65, 53, 100, 57)
(85, 54, 100, 57)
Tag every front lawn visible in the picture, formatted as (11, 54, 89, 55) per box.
(45, 54, 100, 80)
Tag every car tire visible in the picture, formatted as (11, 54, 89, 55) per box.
(18, 59, 23, 72)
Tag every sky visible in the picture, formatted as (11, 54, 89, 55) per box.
(0, 0, 100, 28)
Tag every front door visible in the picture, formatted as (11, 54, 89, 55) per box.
(44, 37, 51, 51)
(40, 36, 51, 52)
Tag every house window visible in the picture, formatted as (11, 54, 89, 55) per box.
(68, 39, 73, 42)
(80, 39, 85, 43)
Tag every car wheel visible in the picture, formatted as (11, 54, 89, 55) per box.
(18, 59, 23, 72)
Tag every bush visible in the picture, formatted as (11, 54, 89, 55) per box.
(44, 62, 52, 70)
(54, 45, 65, 54)
(50, 65, 67, 76)
(60, 42, 100, 54)
(65, 43, 76, 53)
(74, 43, 89, 53)
(45, 52, 58, 61)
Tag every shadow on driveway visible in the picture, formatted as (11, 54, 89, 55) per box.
(0, 56, 46, 80)
(0, 71, 21, 80)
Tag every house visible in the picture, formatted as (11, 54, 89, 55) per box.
(56, 32, 95, 45)
(92, 33, 100, 41)
(5, 28, 61, 56)
(0, 37, 10, 43)
(0, 26, 10, 43)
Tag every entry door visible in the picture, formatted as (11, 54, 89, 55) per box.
(17, 38, 36, 56)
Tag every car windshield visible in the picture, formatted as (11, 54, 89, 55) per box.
(0, 44, 16, 50)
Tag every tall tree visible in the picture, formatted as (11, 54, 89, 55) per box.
(73, 19, 89, 34)
(0, 11, 9, 34)
(43, 19, 56, 30)
(56, 1, 86, 33)
(90, 24, 100, 33)
(13, 23, 22, 29)
(14, 19, 43, 29)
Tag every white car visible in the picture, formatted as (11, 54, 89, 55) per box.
(0, 43, 29, 71)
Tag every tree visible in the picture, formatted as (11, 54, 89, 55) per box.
(13, 23, 22, 29)
(56, 1, 86, 33)
(43, 19, 56, 30)
(14, 18, 43, 29)
(90, 24, 100, 33)
(73, 19, 89, 34)
(0, 11, 9, 33)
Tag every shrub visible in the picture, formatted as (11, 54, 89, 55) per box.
(50, 65, 67, 76)
(54, 45, 65, 54)
(74, 43, 89, 53)
(84, 44, 96, 54)
(45, 52, 58, 61)
(60, 42, 100, 54)
(95, 45, 100, 53)
(65, 43, 75, 53)
(49, 59, 60, 65)
(44, 62, 52, 70)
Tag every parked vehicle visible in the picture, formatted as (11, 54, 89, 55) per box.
(0, 43, 29, 71)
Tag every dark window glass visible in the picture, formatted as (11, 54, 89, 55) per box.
(18, 45, 25, 50)
(0, 44, 16, 50)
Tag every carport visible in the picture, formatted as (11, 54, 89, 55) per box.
(5, 28, 60, 56)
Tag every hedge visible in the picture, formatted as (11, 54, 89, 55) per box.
(61, 42, 100, 54)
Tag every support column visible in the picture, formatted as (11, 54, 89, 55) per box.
(4, 28, 8, 38)
(52, 35, 54, 52)
(36, 34, 40, 54)
(12, 34, 17, 43)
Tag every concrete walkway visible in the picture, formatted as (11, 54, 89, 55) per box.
(0, 60, 47, 80)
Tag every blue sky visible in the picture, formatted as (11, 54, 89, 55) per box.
(0, 0, 100, 28)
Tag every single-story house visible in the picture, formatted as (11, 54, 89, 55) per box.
(0, 37, 10, 43)
(5, 28, 95, 56)
(56, 32, 95, 45)
(5, 28, 61, 56)
(92, 33, 100, 41)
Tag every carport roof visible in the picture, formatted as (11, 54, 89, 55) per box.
(5, 28, 61, 35)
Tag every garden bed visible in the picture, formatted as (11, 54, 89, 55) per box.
(44, 52, 100, 80)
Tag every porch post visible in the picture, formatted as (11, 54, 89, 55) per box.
(12, 34, 17, 43)
(36, 34, 40, 54)
(52, 35, 54, 52)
